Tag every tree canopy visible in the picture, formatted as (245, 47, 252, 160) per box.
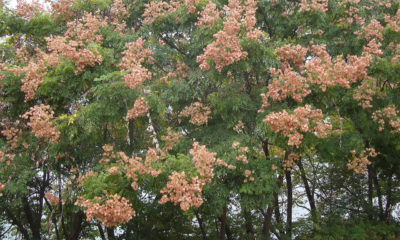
(0, 0, 400, 239)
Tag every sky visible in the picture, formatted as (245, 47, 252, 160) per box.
(5, 0, 17, 8)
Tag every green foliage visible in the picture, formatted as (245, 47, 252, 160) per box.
(1, 0, 400, 239)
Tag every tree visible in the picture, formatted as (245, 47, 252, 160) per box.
(0, 0, 399, 239)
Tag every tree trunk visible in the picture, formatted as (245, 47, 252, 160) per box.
(5, 208, 31, 240)
(297, 159, 317, 223)
(367, 165, 374, 220)
(69, 211, 84, 240)
(261, 139, 272, 239)
(263, 174, 284, 239)
(262, 206, 274, 239)
(22, 196, 41, 240)
(285, 170, 292, 239)
(218, 205, 232, 240)
(107, 227, 116, 240)
(97, 223, 106, 240)
(261, 144, 287, 240)
(244, 210, 255, 240)
(371, 166, 384, 220)
(274, 189, 282, 227)
(384, 171, 394, 222)
(195, 210, 207, 240)
(218, 206, 227, 240)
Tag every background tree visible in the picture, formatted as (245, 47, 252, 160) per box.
(0, 0, 400, 239)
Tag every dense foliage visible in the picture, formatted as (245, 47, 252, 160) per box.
(0, 0, 400, 239)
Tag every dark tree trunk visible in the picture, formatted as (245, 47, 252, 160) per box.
(297, 159, 317, 223)
(97, 223, 106, 240)
(5, 208, 31, 240)
(107, 227, 116, 240)
(194, 210, 207, 240)
(262, 206, 274, 239)
(69, 211, 84, 240)
(225, 219, 233, 240)
(261, 144, 287, 240)
(218, 206, 227, 240)
(215, 218, 220, 239)
(44, 199, 60, 240)
(263, 174, 284, 239)
(274, 190, 282, 227)
(22, 196, 41, 240)
(371, 166, 384, 220)
(384, 171, 394, 222)
(285, 170, 292, 239)
(218, 205, 232, 240)
(367, 165, 374, 220)
(244, 210, 255, 240)
(261, 139, 272, 239)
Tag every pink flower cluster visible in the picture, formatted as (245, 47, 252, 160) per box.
(15, 0, 46, 19)
(108, 166, 119, 175)
(66, 12, 107, 44)
(100, 144, 116, 163)
(283, 153, 299, 171)
(305, 45, 370, 91)
(358, 20, 384, 57)
(232, 141, 249, 164)
(299, 0, 328, 12)
(110, 0, 129, 33)
(100, 145, 161, 190)
(190, 141, 218, 181)
(260, 43, 371, 110)
(126, 97, 148, 120)
(3, 48, 59, 101)
(260, 67, 310, 108)
(143, 1, 171, 24)
(1, 127, 21, 150)
(118, 38, 154, 89)
(118, 150, 161, 190)
(184, 0, 200, 13)
(243, 169, 255, 182)
(20, 58, 47, 101)
(372, 106, 400, 133)
(264, 105, 332, 147)
(233, 120, 245, 133)
(242, 0, 263, 40)
(159, 142, 232, 210)
(159, 171, 205, 211)
(21, 104, 60, 144)
(363, 39, 383, 57)
(142, 0, 199, 24)
(339, 5, 365, 25)
(161, 60, 190, 82)
(161, 127, 182, 154)
(179, 101, 211, 126)
(353, 77, 383, 109)
(44, 12, 106, 74)
(347, 148, 377, 174)
(75, 194, 135, 227)
(46, 36, 102, 74)
(362, 19, 384, 41)
(196, 0, 262, 71)
(276, 44, 308, 70)
(0, 149, 14, 165)
(45, 191, 60, 205)
(77, 171, 98, 186)
(385, 10, 400, 32)
(389, 43, 400, 64)
(51, 0, 75, 19)
(196, 2, 221, 28)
